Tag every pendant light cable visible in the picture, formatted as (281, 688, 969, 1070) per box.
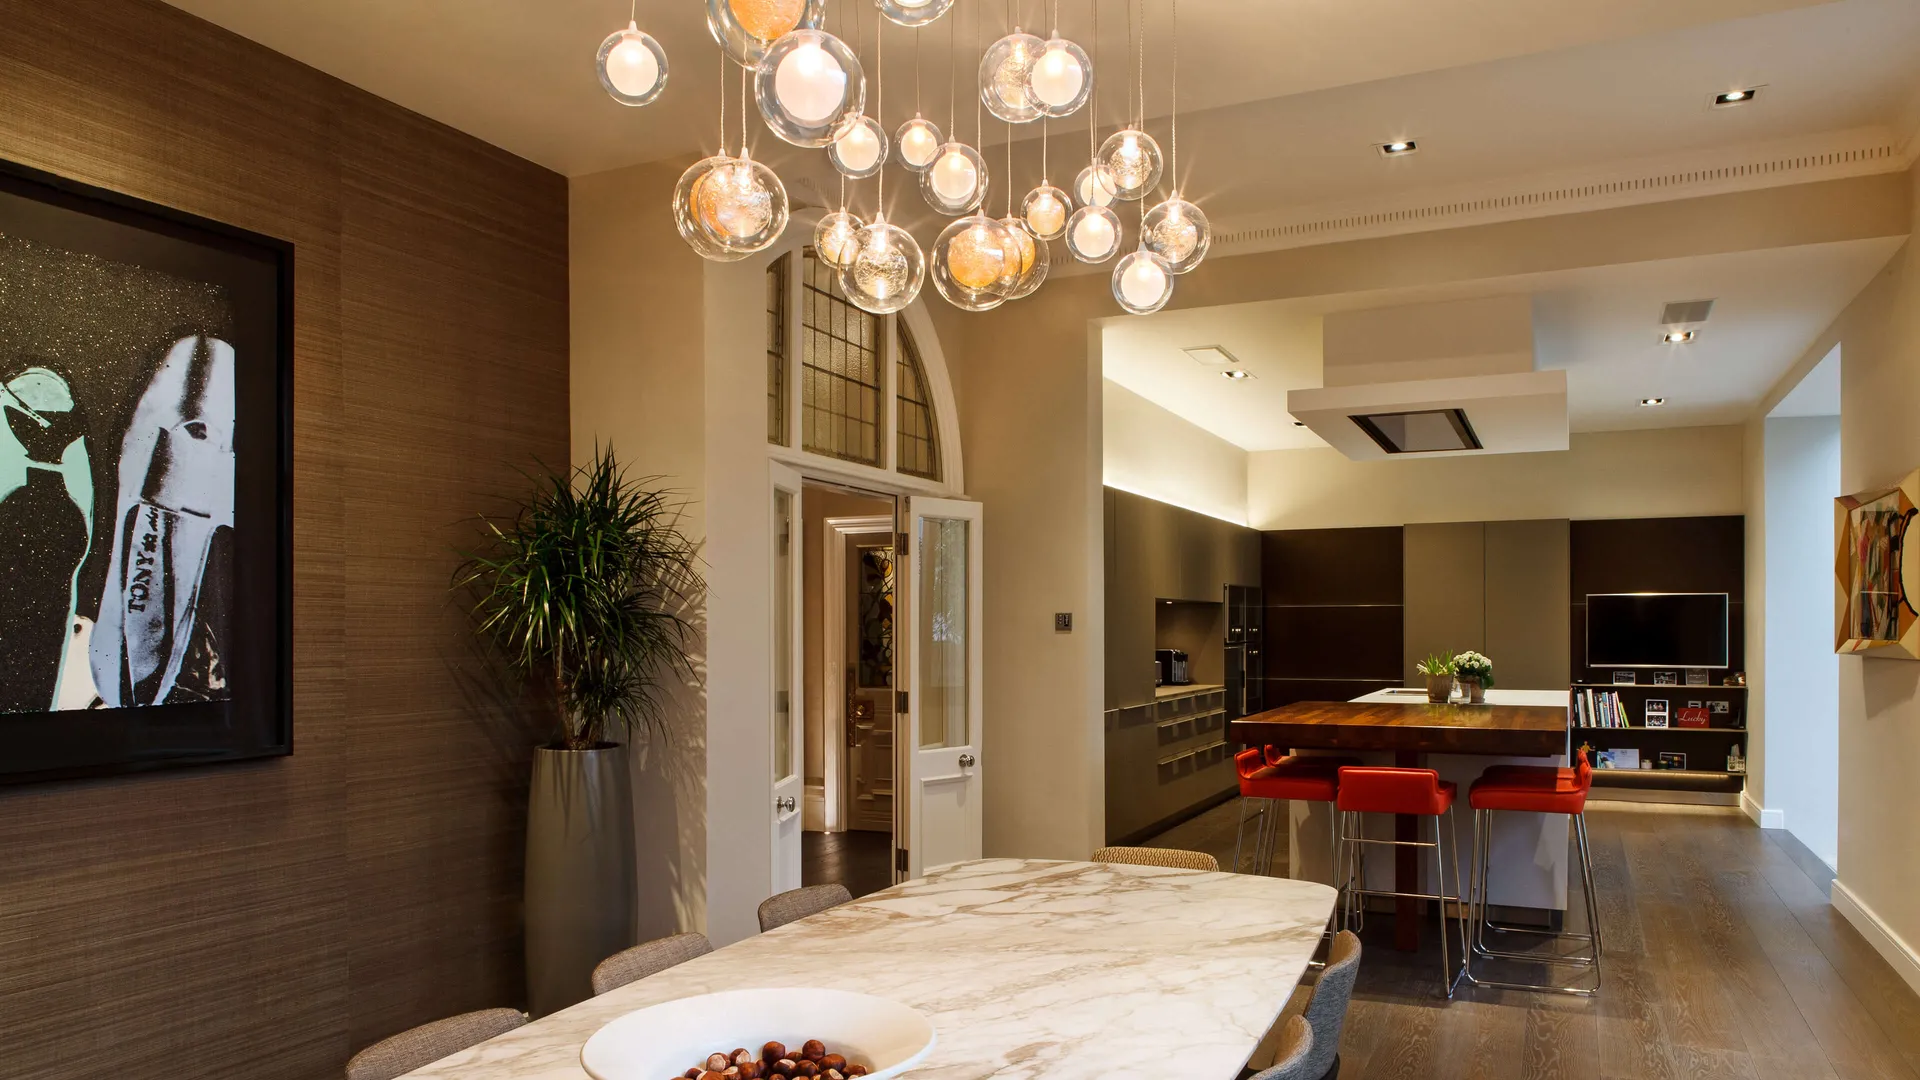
(1170, 0, 1178, 188)
(876, 7, 885, 209)
(1088, 0, 1099, 167)
(717, 45, 727, 153)
(740, 66, 749, 155)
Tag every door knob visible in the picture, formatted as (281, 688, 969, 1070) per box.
(958, 753, 976, 768)
(776, 795, 796, 813)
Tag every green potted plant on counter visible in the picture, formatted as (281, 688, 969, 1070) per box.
(1452, 651, 1494, 704)
(454, 445, 702, 1017)
(1417, 653, 1456, 704)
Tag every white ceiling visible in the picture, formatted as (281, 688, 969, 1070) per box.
(159, 0, 1868, 179)
(1101, 237, 1901, 451)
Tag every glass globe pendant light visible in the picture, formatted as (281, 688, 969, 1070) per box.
(755, 28, 865, 147)
(877, 0, 955, 29)
(922, 142, 987, 214)
(597, 17, 669, 106)
(1065, 204, 1121, 262)
(1112, 246, 1174, 314)
(1099, 127, 1163, 200)
(815, 172, 866, 269)
(695, 146, 789, 256)
(829, 113, 889, 178)
(707, 0, 825, 67)
(1141, 193, 1208, 275)
(1026, 33, 1091, 117)
(930, 214, 1014, 312)
(1074, 163, 1116, 207)
(1023, 183, 1070, 240)
(896, 115, 943, 171)
(979, 28, 1046, 123)
(673, 155, 750, 261)
(841, 212, 924, 314)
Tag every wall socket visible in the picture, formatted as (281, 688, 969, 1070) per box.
(1054, 612, 1073, 632)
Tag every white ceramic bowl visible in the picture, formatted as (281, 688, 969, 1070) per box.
(581, 988, 936, 1080)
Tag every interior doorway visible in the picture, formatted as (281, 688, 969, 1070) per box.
(801, 481, 898, 898)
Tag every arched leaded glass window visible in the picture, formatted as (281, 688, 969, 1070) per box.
(799, 248, 882, 466)
(896, 321, 941, 481)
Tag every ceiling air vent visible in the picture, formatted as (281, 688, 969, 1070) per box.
(1350, 409, 1483, 454)
(1659, 299, 1715, 326)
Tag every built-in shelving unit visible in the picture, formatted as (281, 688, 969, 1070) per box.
(1569, 680, 1748, 794)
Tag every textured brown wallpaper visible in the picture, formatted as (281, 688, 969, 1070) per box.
(0, 2, 569, 1077)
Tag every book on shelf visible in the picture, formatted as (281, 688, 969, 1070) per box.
(1572, 687, 1635, 728)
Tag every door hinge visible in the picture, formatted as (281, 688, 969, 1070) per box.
(896, 848, 909, 872)
(896, 690, 909, 712)
(898, 531, 909, 554)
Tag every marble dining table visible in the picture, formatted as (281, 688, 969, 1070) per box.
(404, 859, 1338, 1080)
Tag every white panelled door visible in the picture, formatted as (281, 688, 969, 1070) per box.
(770, 463, 805, 893)
(900, 496, 984, 879)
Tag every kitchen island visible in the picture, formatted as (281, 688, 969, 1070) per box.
(1230, 689, 1572, 950)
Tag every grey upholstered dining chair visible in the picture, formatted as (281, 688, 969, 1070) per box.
(1243, 930, 1361, 1079)
(591, 931, 714, 995)
(758, 883, 853, 932)
(1091, 846, 1220, 871)
(1249, 1016, 1315, 1080)
(345, 1008, 527, 1080)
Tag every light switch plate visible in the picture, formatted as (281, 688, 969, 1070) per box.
(1054, 612, 1073, 632)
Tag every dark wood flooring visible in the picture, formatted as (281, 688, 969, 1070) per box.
(1143, 800, 1920, 1079)
(802, 829, 893, 899)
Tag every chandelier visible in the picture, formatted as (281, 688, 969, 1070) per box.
(607, 0, 1207, 316)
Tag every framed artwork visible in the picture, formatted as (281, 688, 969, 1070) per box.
(0, 160, 292, 784)
(1834, 469, 1920, 659)
(856, 544, 894, 689)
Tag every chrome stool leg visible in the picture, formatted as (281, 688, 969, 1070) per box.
(1464, 808, 1601, 995)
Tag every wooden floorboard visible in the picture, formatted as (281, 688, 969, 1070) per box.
(1143, 800, 1920, 1079)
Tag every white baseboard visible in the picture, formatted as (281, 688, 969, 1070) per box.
(1740, 791, 1785, 830)
(1831, 879, 1920, 1000)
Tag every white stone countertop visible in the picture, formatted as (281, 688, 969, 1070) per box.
(405, 859, 1336, 1080)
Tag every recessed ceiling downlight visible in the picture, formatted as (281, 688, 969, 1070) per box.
(1377, 140, 1418, 157)
(1713, 88, 1759, 107)
(1221, 369, 1253, 381)
(1640, 397, 1666, 407)
(1663, 330, 1695, 344)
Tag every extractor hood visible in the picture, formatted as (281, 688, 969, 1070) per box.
(1288, 295, 1569, 460)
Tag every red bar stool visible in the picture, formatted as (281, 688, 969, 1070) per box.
(1464, 749, 1600, 996)
(1334, 766, 1469, 997)
(1232, 748, 1356, 877)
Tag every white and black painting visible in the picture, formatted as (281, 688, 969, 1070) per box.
(0, 163, 290, 783)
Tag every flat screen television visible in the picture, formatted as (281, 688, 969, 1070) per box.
(1586, 592, 1730, 670)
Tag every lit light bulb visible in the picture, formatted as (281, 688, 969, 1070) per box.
(606, 30, 660, 97)
(932, 149, 979, 201)
(597, 23, 668, 106)
(1075, 164, 1115, 207)
(1099, 127, 1164, 200)
(842, 213, 925, 314)
(1141, 194, 1210, 274)
(775, 39, 848, 122)
(1113, 248, 1174, 314)
(1028, 35, 1089, 112)
(698, 159, 774, 239)
(729, 0, 808, 41)
(947, 221, 1008, 290)
(829, 114, 887, 177)
(897, 116, 942, 170)
(1067, 206, 1118, 262)
(1023, 185, 1069, 240)
(981, 29, 1046, 122)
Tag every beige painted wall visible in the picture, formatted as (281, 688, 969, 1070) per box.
(1825, 164, 1920, 978)
(1102, 379, 1251, 525)
(1249, 426, 1746, 530)
(1743, 416, 1769, 813)
(571, 157, 711, 944)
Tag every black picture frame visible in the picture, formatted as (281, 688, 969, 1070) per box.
(0, 159, 293, 785)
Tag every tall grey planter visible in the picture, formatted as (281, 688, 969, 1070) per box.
(526, 744, 636, 1017)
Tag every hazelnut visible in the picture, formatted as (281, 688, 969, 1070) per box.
(732, 1050, 755, 1067)
(707, 1055, 731, 1073)
(845, 1067, 868, 1077)
(723, 1069, 740, 1079)
(775, 1060, 798, 1074)
(763, 1043, 788, 1064)
(820, 1055, 846, 1072)
(794, 1063, 819, 1078)
(745, 1064, 765, 1079)
(825, 1071, 844, 1080)
(685, 1070, 703, 1079)
(802, 1041, 827, 1061)
(700, 1072, 725, 1080)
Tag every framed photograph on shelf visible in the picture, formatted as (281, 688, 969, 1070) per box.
(0, 160, 293, 785)
(1835, 468, 1920, 659)
(1656, 751, 1688, 771)
(1652, 671, 1678, 686)
(1612, 671, 1637, 685)
(1644, 700, 1669, 728)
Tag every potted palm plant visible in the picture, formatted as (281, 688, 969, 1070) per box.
(455, 445, 701, 1017)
